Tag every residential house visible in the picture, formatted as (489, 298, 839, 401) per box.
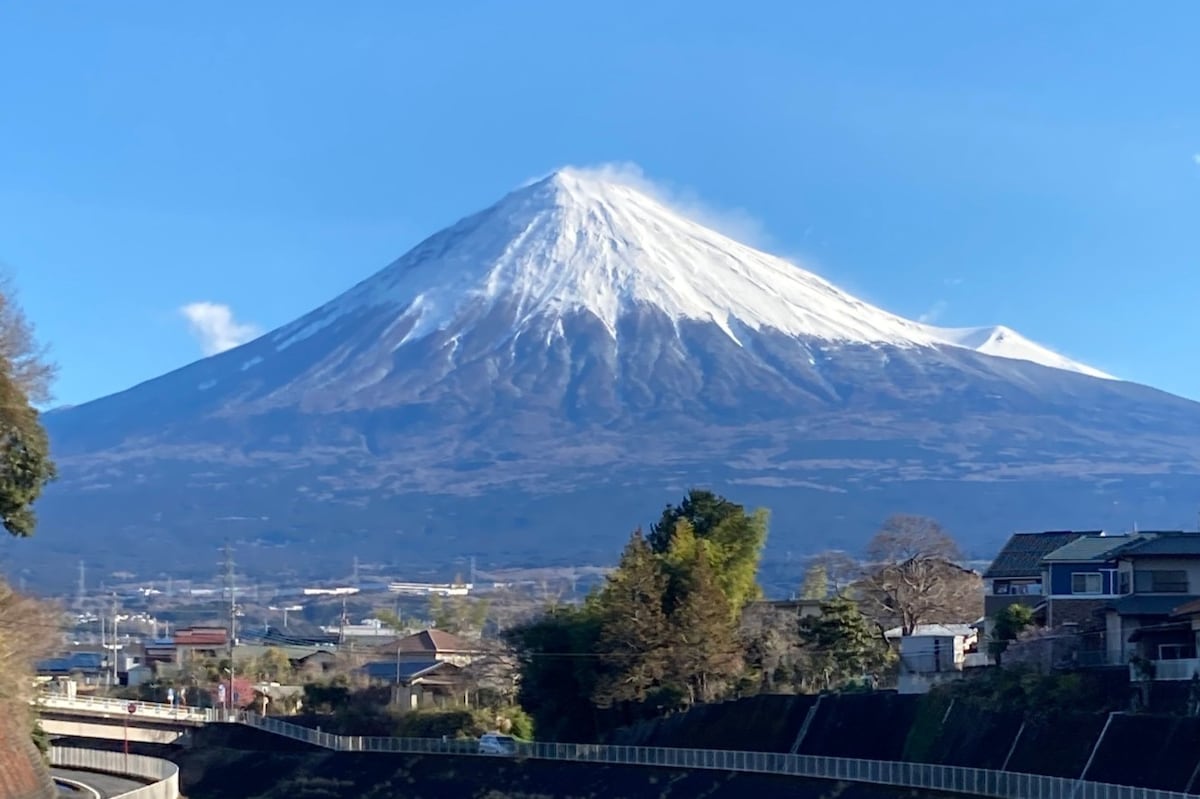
(360, 660, 469, 712)
(1041, 535, 1129, 629)
(1103, 532, 1200, 674)
(885, 624, 979, 694)
(388, 629, 482, 667)
(260, 628, 340, 647)
(762, 597, 827, 621)
(125, 663, 155, 688)
(294, 650, 339, 679)
(174, 626, 229, 665)
(143, 637, 177, 669)
(35, 652, 106, 685)
(982, 531, 1097, 623)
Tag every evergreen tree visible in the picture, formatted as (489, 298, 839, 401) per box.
(989, 603, 1035, 663)
(0, 279, 55, 538)
(504, 603, 602, 742)
(798, 595, 891, 691)
(649, 489, 768, 613)
(591, 529, 671, 709)
(667, 543, 743, 704)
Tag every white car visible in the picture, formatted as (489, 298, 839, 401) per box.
(477, 732, 518, 755)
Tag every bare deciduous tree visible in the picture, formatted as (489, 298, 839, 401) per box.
(0, 581, 58, 704)
(738, 602, 800, 693)
(0, 274, 55, 405)
(859, 514, 982, 635)
(805, 550, 862, 598)
(463, 643, 521, 707)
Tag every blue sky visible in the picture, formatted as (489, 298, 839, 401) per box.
(3, 2, 1200, 406)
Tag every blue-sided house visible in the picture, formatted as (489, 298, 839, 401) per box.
(1041, 534, 1130, 629)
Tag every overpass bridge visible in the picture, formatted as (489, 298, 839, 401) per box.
(38, 694, 1198, 799)
(38, 695, 208, 745)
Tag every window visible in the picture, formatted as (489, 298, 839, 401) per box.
(1133, 570, 1189, 594)
(994, 580, 1041, 596)
(1158, 643, 1196, 661)
(1071, 572, 1103, 595)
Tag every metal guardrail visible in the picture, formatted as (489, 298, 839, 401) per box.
(39, 694, 212, 723)
(233, 712, 1200, 799)
(50, 746, 179, 799)
(43, 694, 1200, 799)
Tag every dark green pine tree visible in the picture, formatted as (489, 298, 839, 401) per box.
(799, 595, 891, 691)
(592, 529, 672, 710)
(667, 543, 743, 705)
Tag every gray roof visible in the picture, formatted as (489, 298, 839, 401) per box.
(1112, 533, 1200, 558)
(360, 659, 455, 683)
(1110, 594, 1200, 617)
(984, 531, 1098, 578)
(1042, 535, 1131, 563)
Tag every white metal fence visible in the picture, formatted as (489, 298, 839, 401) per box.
(234, 711, 1200, 799)
(42, 694, 1200, 799)
(39, 694, 211, 723)
(50, 746, 178, 799)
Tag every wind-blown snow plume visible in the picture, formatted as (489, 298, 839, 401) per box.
(269, 166, 1112, 380)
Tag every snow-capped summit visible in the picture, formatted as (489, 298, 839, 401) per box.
(41, 167, 1200, 588)
(269, 167, 1106, 381)
(933, 325, 1113, 380)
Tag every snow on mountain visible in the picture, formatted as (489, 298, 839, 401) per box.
(933, 325, 1114, 380)
(35, 166, 1200, 588)
(268, 167, 1106, 381)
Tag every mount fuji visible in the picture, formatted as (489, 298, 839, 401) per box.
(31, 169, 1200, 586)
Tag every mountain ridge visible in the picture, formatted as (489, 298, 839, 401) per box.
(28, 168, 1200, 587)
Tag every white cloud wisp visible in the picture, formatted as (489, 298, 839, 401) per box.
(180, 301, 262, 356)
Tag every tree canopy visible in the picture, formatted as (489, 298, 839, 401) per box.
(0, 278, 55, 537)
(859, 514, 981, 635)
(650, 488, 768, 613)
(798, 595, 892, 692)
(507, 490, 769, 739)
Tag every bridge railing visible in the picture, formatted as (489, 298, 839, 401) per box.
(38, 694, 214, 723)
(51, 746, 179, 799)
(231, 711, 1200, 799)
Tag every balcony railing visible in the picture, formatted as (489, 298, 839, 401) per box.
(1129, 658, 1200, 681)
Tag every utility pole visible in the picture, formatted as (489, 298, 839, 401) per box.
(108, 594, 121, 687)
(75, 560, 86, 610)
(352, 556, 360, 586)
(222, 543, 237, 717)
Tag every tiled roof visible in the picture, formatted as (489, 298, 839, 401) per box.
(360, 659, 452, 683)
(1042, 535, 1131, 563)
(984, 531, 1096, 578)
(1111, 533, 1200, 558)
(36, 652, 105, 674)
(1110, 594, 1200, 617)
(392, 629, 477, 654)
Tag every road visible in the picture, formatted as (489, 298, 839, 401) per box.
(52, 767, 146, 799)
